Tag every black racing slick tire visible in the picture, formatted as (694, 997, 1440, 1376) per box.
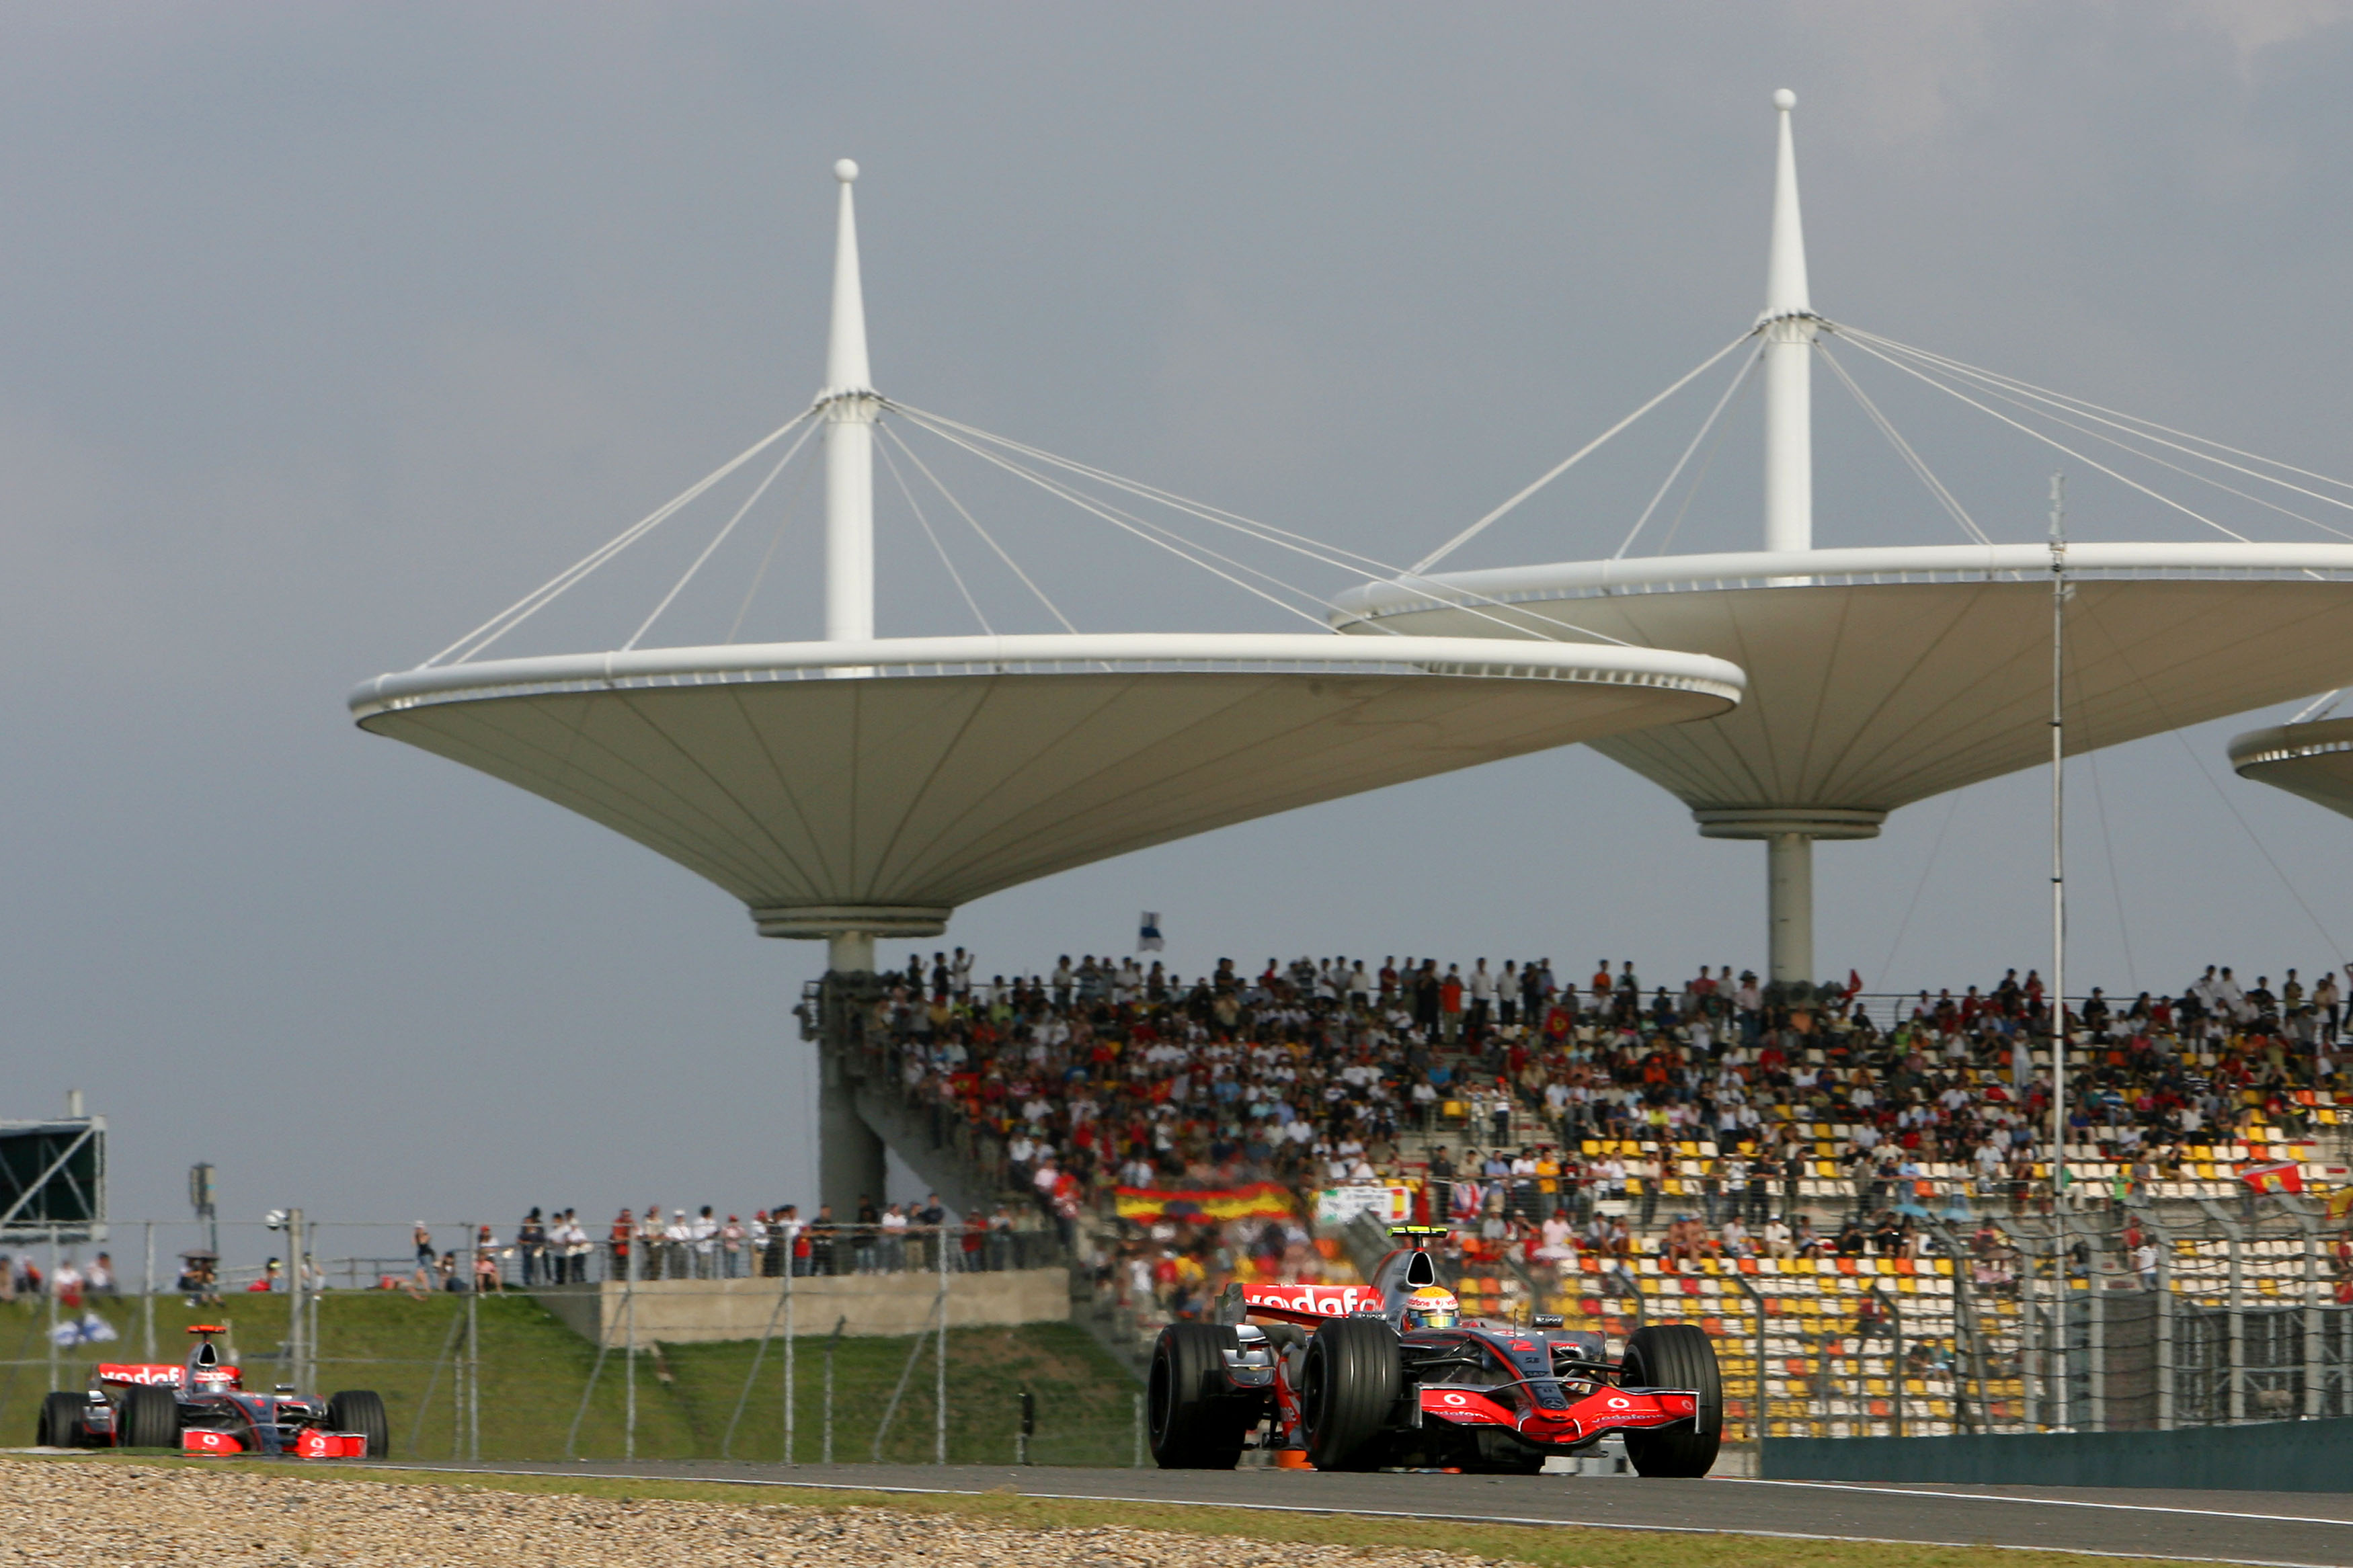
(119, 1385, 180, 1449)
(1299, 1316, 1401, 1472)
(1620, 1323, 1722, 1478)
(327, 1391, 390, 1458)
(38, 1391, 85, 1448)
(1148, 1324, 1251, 1469)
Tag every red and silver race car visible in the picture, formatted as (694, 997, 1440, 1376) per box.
(37, 1324, 389, 1459)
(1148, 1226, 1720, 1475)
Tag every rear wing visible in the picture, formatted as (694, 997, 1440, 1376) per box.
(1224, 1282, 1385, 1326)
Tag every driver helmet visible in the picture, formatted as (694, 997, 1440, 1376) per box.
(1402, 1284, 1460, 1329)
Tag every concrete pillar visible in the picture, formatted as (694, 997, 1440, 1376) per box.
(1767, 831, 1813, 986)
(819, 1024, 887, 1219)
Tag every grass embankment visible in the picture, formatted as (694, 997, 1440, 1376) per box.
(11, 1454, 2245, 1568)
(0, 1294, 1136, 1464)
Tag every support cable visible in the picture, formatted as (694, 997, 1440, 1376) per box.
(1413, 331, 1755, 572)
(1650, 368, 1753, 558)
(1839, 327, 2353, 508)
(2074, 595, 2346, 966)
(1815, 343, 1991, 546)
(426, 409, 813, 667)
(878, 430, 992, 634)
(1613, 345, 1765, 558)
(1839, 332, 2353, 544)
(1831, 333, 2254, 543)
(623, 421, 820, 651)
(724, 458, 822, 644)
(888, 404, 1640, 649)
(895, 413, 1355, 634)
(878, 425, 1078, 633)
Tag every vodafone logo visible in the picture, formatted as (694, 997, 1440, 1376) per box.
(1607, 1396, 1631, 1409)
(98, 1365, 184, 1387)
(1441, 1392, 1470, 1407)
(1244, 1284, 1378, 1316)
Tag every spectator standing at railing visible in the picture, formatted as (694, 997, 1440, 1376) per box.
(516, 1208, 547, 1287)
(608, 1209, 633, 1280)
(879, 1202, 908, 1271)
(720, 1214, 745, 1278)
(852, 1197, 881, 1272)
(690, 1206, 720, 1278)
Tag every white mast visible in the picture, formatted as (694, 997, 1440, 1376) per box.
(1761, 88, 1814, 556)
(822, 158, 878, 648)
(1760, 88, 1821, 987)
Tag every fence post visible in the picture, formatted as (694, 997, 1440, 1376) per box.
(1132, 1391, 1144, 1467)
(935, 1213, 950, 1465)
(2021, 1233, 2040, 1431)
(2155, 1230, 2174, 1431)
(784, 1255, 796, 1464)
(1880, 1284, 1903, 1439)
(141, 1221, 156, 1364)
(466, 1220, 481, 1463)
(1729, 1271, 1767, 1444)
(286, 1208, 305, 1397)
(2228, 1231, 2245, 1425)
(2088, 1268, 2105, 1434)
(624, 1233, 638, 1462)
(822, 1315, 844, 1465)
(46, 1231, 60, 1393)
(2295, 1204, 2323, 1420)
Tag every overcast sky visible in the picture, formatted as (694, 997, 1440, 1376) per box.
(9, 3, 2353, 1254)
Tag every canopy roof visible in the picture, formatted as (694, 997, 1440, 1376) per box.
(1334, 543, 2353, 836)
(351, 632, 1741, 935)
(2230, 716, 2353, 821)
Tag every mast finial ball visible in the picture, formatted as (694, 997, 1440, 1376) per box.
(1773, 89, 1796, 111)
(834, 158, 860, 183)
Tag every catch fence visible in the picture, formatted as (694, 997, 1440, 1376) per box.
(0, 1219, 1127, 1466)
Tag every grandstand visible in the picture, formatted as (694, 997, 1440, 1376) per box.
(850, 948, 2353, 1439)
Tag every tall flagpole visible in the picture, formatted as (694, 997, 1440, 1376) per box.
(2049, 472, 2069, 1206)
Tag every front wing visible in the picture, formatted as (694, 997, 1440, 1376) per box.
(1419, 1384, 1699, 1449)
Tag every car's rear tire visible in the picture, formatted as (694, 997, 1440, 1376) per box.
(1620, 1323, 1722, 1478)
(119, 1385, 180, 1449)
(38, 1391, 85, 1448)
(327, 1391, 390, 1458)
(1148, 1325, 1251, 1469)
(1299, 1317, 1400, 1472)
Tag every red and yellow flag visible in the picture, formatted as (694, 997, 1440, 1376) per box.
(2241, 1161, 2305, 1196)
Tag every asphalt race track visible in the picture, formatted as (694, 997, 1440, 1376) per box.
(405, 1461, 2353, 1566)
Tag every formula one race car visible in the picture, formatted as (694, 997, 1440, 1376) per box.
(1148, 1226, 1720, 1475)
(37, 1324, 389, 1458)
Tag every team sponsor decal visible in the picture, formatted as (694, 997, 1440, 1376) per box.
(1240, 1283, 1382, 1317)
(181, 1430, 243, 1455)
(96, 1364, 184, 1386)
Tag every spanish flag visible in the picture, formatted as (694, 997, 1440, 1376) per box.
(2241, 1161, 2305, 1196)
(1115, 1182, 1294, 1223)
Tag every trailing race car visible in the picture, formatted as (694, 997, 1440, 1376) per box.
(38, 1324, 389, 1458)
(1149, 1225, 1720, 1475)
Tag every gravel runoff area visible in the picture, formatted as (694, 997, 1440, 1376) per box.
(0, 1460, 1505, 1568)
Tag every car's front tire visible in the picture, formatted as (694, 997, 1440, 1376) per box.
(1620, 1323, 1722, 1478)
(1148, 1325, 1251, 1469)
(118, 1385, 180, 1449)
(1299, 1317, 1400, 1472)
(327, 1391, 390, 1458)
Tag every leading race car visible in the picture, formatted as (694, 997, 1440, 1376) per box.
(37, 1324, 389, 1458)
(1149, 1225, 1720, 1475)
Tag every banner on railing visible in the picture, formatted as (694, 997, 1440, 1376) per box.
(1115, 1181, 1293, 1223)
(1314, 1183, 1414, 1228)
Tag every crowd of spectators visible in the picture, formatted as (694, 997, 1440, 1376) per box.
(865, 948, 2353, 1319)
